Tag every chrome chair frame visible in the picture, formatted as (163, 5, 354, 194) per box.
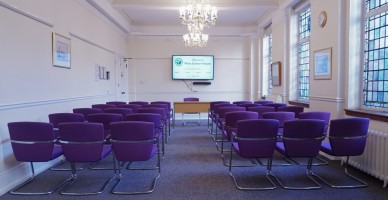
(229, 133, 278, 190)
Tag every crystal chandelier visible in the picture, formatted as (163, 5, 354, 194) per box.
(183, 32, 209, 48)
(179, 0, 218, 31)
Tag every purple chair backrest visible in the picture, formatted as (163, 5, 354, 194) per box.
(144, 104, 169, 117)
(8, 122, 59, 162)
(117, 104, 142, 113)
(104, 108, 133, 118)
(213, 103, 237, 115)
(106, 101, 127, 106)
(137, 107, 166, 120)
(225, 111, 259, 128)
(151, 101, 171, 111)
(49, 113, 85, 128)
(218, 107, 246, 119)
(184, 97, 199, 101)
(73, 108, 103, 119)
(233, 101, 252, 105)
(263, 103, 287, 111)
(87, 113, 123, 129)
(126, 113, 162, 128)
(58, 122, 107, 162)
(299, 111, 331, 133)
(91, 104, 116, 110)
(328, 118, 370, 156)
(277, 106, 304, 118)
(224, 111, 259, 141)
(128, 101, 149, 106)
(236, 119, 279, 158)
(239, 103, 261, 109)
(254, 100, 274, 105)
(248, 106, 275, 119)
(110, 121, 156, 161)
(282, 119, 325, 157)
(210, 101, 230, 110)
(262, 112, 295, 127)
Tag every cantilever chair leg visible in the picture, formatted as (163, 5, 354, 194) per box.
(229, 155, 277, 190)
(112, 146, 161, 195)
(221, 138, 256, 167)
(10, 162, 68, 195)
(314, 156, 368, 188)
(61, 161, 116, 196)
(286, 156, 328, 166)
(271, 157, 322, 190)
(50, 158, 88, 171)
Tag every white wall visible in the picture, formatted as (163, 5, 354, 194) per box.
(0, 0, 128, 194)
(127, 37, 256, 103)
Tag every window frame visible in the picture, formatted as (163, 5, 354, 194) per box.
(297, 5, 311, 102)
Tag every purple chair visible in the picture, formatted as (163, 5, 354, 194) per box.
(151, 101, 173, 129)
(104, 108, 133, 118)
(145, 104, 171, 135)
(182, 97, 200, 125)
(254, 100, 274, 105)
(232, 101, 252, 105)
(299, 111, 331, 134)
(126, 113, 165, 156)
(87, 113, 123, 139)
(7, 122, 66, 195)
(128, 101, 149, 106)
(248, 106, 275, 118)
(277, 106, 304, 118)
(229, 119, 279, 190)
(263, 103, 287, 111)
(262, 112, 295, 135)
(210, 103, 238, 142)
(73, 108, 103, 120)
(214, 106, 246, 151)
(317, 118, 370, 188)
(48, 113, 85, 171)
(137, 107, 167, 143)
(91, 104, 116, 110)
(110, 121, 160, 194)
(58, 122, 115, 195)
(106, 101, 127, 106)
(274, 119, 325, 190)
(238, 103, 261, 110)
(221, 111, 259, 166)
(49, 113, 84, 138)
(117, 104, 142, 113)
(208, 101, 229, 132)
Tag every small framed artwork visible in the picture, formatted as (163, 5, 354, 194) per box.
(314, 47, 332, 80)
(271, 61, 281, 86)
(52, 32, 71, 68)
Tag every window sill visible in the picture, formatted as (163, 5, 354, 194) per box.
(288, 100, 310, 108)
(344, 109, 388, 122)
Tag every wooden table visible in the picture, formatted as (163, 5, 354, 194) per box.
(173, 102, 210, 125)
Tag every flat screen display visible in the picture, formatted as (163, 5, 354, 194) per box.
(172, 55, 214, 80)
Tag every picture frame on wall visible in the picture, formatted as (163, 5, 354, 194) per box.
(271, 61, 281, 86)
(52, 32, 71, 68)
(314, 47, 332, 80)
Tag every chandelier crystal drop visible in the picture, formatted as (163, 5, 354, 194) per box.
(179, 0, 218, 30)
(183, 32, 209, 48)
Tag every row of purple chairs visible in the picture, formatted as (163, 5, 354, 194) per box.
(7, 121, 160, 195)
(222, 113, 370, 190)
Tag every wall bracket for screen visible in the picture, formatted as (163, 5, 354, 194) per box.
(193, 81, 211, 85)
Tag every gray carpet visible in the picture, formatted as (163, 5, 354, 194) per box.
(2, 121, 388, 200)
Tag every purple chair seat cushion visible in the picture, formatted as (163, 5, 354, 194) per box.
(114, 143, 157, 161)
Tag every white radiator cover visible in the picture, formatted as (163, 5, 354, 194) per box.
(346, 129, 388, 187)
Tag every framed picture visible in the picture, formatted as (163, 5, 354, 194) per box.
(52, 33, 71, 68)
(314, 47, 332, 79)
(271, 61, 281, 86)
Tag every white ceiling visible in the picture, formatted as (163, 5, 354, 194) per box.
(111, 0, 280, 27)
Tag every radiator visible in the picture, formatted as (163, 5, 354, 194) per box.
(346, 129, 388, 187)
